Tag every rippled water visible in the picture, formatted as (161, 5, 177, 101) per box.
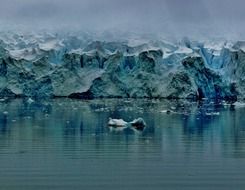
(0, 98, 245, 190)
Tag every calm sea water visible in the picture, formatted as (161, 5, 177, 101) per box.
(0, 98, 245, 190)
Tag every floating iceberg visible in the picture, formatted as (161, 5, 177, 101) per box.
(108, 118, 128, 127)
(205, 112, 220, 116)
(108, 118, 146, 131)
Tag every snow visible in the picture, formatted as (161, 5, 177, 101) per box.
(9, 48, 39, 61)
(127, 39, 150, 47)
(39, 40, 64, 51)
(203, 41, 224, 51)
(175, 46, 193, 54)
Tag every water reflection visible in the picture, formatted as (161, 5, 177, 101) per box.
(0, 98, 244, 157)
(0, 113, 8, 134)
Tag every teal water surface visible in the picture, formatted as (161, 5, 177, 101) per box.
(0, 98, 245, 190)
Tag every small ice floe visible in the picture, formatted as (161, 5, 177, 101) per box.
(108, 117, 146, 131)
(222, 102, 231, 107)
(124, 100, 132, 103)
(160, 110, 171, 114)
(27, 98, 35, 104)
(0, 99, 5, 102)
(205, 112, 220, 116)
(3, 111, 8, 115)
(95, 108, 109, 112)
(232, 102, 245, 108)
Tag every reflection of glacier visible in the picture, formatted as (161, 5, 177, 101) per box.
(0, 99, 245, 158)
(0, 32, 245, 100)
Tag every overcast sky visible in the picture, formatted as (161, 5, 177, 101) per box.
(0, 0, 244, 39)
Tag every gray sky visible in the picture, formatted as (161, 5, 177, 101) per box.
(0, 0, 245, 39)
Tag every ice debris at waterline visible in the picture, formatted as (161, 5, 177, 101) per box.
(0, 32, 245, 100)
(108, 118, 146, 131)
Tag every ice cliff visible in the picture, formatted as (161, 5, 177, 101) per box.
(0, 32, 244, 100)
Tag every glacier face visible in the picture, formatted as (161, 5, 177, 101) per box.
(0, 32, 244, 100)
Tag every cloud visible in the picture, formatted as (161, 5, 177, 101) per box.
(0, 0, 244, 39)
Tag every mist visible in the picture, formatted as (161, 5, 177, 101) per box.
(0, 0, 245, 40)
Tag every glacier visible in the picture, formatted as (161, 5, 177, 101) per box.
(0, 31, 244, 100)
